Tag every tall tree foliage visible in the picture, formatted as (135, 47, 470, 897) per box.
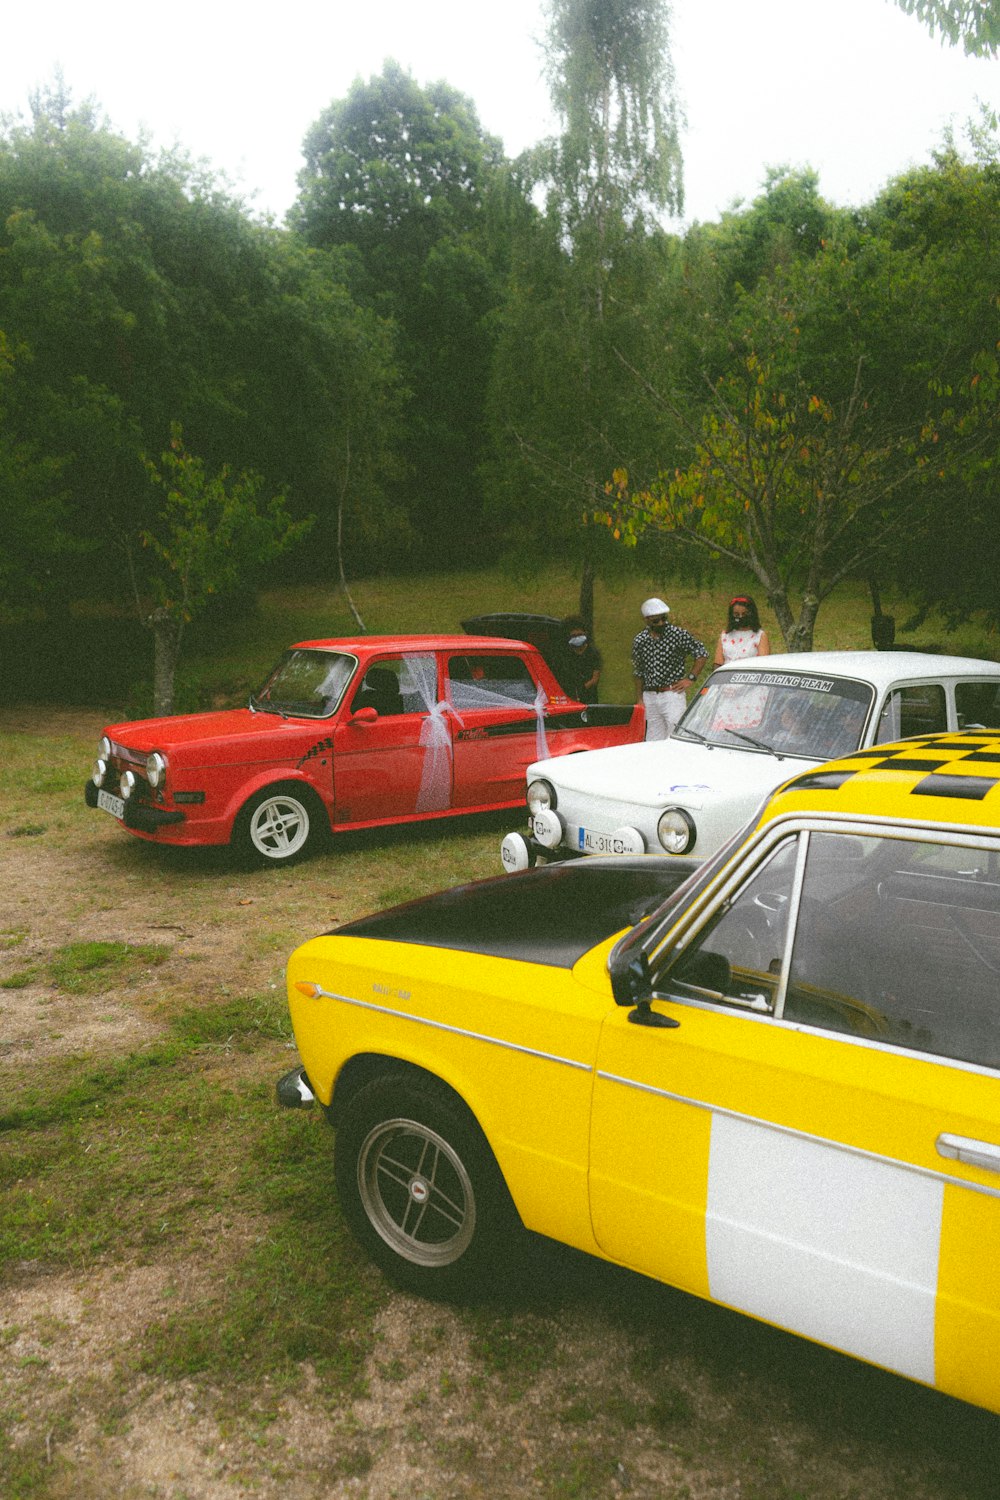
(486, 0, 683, 622)
(294, 63, 504, 565)
(894, 0, 1000, 54)
(0, 86, 399, 623)
(600, 342, 934, 652)
(137, 425, 311, 714)
(599, 147, 997, 650)
(543, 0, 683, 246)
(685, 167, 833, 298)
(0, 328, 76, 604)
(861, 145, 1000, 624)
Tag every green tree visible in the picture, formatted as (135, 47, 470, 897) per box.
(486, 0, 683, 625)
(295, 61, 502, 288)
(137, 426, 311, 714)
(601, 352, 924, 651)
(684, 167, 834, 297)
(294, 63, 505, 565)
(0, 329, 77, 603)
(598, 222, 978, 651)
(860, 143, 1000, 625)
(0, 84, 400, 618)
(894, 0, 1000, 54)
(542, 0, 683, 245)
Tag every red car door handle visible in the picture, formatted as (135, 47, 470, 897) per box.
(936, 1133, 1000, 1174)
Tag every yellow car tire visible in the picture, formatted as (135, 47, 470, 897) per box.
(334, 1073, 519, 1297)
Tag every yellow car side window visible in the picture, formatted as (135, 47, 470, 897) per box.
(786, 833, 1000, 1068)
(668, 838, 799, 1014)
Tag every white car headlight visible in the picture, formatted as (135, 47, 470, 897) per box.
(531, 807, 564, 850)
(657, 807, 695, 855)
(120, 770, 136, 801)
(98, 735, 112, 759)
(527, 779, 556, 815)
(500, 832, 534, 873)
(92, 758, 107, 788)
(146, 751, 167, 788)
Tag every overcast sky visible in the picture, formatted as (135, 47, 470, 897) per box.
(2, 0, 997, 226)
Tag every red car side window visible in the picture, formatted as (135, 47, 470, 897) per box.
(447, 655, 537, 711)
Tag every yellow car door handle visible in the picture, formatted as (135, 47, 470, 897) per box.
(936, 1133, 1000, 1174)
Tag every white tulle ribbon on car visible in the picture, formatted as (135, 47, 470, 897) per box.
(399, 654, 455, 814)
(416, 698, 459, 813)
(402, 651, 552, 812)
(534, 682, 550, 762)
(446, 677, 550, 760)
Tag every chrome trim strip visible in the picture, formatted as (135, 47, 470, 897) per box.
(752, 811, 1000, 855)
(937, 1132, 1000, 1174)
(772, 831, 809, 1022)
(597, 1069, 1000, 1201)
(308, 985, 591, 1073)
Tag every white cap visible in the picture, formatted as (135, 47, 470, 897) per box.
(641, 597, 670, 618)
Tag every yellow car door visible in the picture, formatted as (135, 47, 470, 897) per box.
(589, 823, 1000, 1412)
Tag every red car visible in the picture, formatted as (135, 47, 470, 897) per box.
(84, 634, 644, 863)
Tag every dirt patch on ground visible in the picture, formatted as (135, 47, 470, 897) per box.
(0, 985, 158, 1065)
(4, 1265, 961, 1500)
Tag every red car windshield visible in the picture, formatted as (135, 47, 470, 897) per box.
(251, 650, 356, 719)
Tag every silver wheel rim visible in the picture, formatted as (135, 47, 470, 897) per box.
(357, 1118, 476, 1267)
(248, 794, 310, 859)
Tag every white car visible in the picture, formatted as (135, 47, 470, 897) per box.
(500, 650, 1000, 870)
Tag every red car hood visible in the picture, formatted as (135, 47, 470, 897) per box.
(104, 707, 326, 767)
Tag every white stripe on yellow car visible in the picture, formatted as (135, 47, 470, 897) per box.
(706, 1112, 942, 1385)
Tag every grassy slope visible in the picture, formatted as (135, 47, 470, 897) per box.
(174, 562, 996, 717)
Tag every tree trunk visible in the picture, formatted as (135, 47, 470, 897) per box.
(787, 595, 820, 653)
(754, 567, 818, 653)
(335, 435, 366, 634)
(868, 574, 895, 650)
(578, 559, 595, 639)
(150, 607, 181, 717)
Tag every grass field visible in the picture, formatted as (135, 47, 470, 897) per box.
(154, 563, 1000, 713)
(5, 557, 999, 718)
(2, 565, 999, 1498)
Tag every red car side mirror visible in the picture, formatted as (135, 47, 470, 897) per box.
(350, 706, 378, 725)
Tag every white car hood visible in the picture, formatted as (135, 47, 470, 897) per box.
(531, 735, 810, 809)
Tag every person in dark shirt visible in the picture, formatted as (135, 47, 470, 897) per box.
(558, 615, 603, 703)
(632, 597, 708, 740)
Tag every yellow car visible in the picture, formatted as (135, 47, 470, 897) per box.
(280, 730, 1000, 1417)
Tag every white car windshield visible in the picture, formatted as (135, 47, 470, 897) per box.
(251, 650, 356, 718)
(676, 668, 874, 761)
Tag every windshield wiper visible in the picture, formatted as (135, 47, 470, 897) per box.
(674, 726, 713, 747)
(248, 693, 285, 719)
(723, 727, 781, 757)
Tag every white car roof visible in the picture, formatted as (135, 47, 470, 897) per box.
(713, 649, 999, 690)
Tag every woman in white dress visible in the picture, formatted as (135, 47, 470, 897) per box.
(715, 595, 770, 665)
(712, 596, 770, 732)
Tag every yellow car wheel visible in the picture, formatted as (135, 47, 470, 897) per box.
(334, 1074, 517, 1296)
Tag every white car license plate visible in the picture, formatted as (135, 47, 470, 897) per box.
(97, 790, 125, 820)
(579, 827, 636, 856)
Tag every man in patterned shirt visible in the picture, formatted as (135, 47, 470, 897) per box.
(632, 597, 708, 741)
